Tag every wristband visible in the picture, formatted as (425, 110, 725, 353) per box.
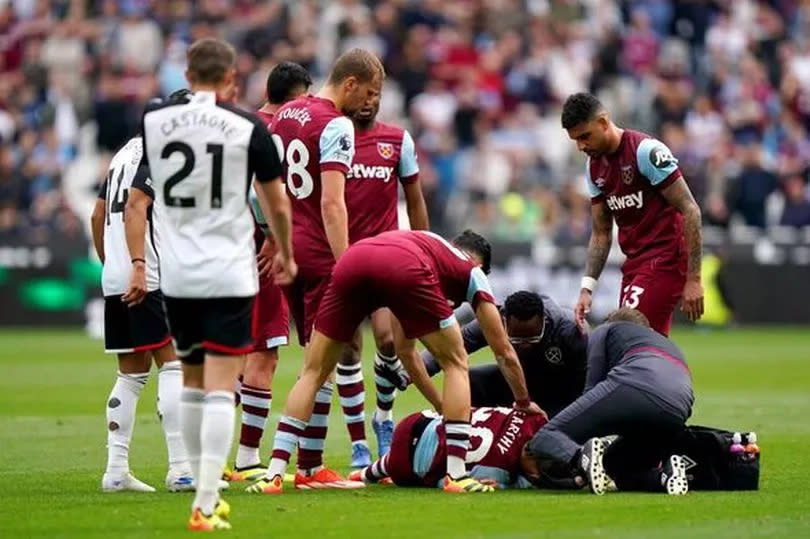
(580, 276, 597, 292)
(515, 398, 531, 408)
(131, 258, 146, 265)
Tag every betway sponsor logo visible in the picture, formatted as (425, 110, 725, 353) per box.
(606, 190, 644, 211)
(347, 163, 394, 182)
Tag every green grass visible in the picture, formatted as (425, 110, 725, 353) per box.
(1, 327, 810, 538)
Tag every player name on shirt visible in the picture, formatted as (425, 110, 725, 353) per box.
(495, 412, 526, 456)
(159, 110, 239, 138)
(275, 106, 312, 126)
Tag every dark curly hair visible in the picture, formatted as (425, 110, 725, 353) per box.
(561, 92, 604, 130)
(503, 291, 545, 321)
(267, 61, 312, 105)
(452, 229, 492, 275)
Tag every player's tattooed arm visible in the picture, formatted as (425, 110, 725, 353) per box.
(661, 176, 705, 321)
(585, 201, 613, 279)
(661, 177, 703, 281)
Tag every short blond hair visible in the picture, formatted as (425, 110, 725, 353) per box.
(187, 38, 236, 85)
(327, 48, 385, 85)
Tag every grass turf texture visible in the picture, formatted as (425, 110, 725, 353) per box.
(1, 327, 809, 538)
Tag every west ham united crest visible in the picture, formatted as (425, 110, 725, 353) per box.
(377, 142, 394, 159)
(621, 165, 634, 185)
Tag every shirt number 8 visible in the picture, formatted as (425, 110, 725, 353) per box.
(272, 134, 314, 199)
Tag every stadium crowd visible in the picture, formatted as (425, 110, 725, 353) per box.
(2, 0, 810, 243)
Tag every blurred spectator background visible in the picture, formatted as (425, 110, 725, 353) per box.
(2, 0, 810, 247)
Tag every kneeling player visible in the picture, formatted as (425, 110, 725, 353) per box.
(526, 308, 694, 496)
(91, 134, 191, 492)
(249, 229, 542, 495)
(351, 407, 548, 489)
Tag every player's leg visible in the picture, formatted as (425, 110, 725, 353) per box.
(152, 342, 194, 491)
(231, 348, 278, 479)
(232, 279, 290, 479)
(103, 352, 154, 492)
(370, 308, 408, 457)
(621, 269, 684, 336)
(294, 278, 337, 479)
(130, 290, 193, 491)
(187, 297, 254, 528)
(603, 428, 688, 495)
(250, 330, 348, 493)
(101, 294, 154, 492)
(337, 329, 371, 467)
(251, 261, 371, 493)
(418, 325, 493, 493)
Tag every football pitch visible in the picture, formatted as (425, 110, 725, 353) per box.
(1, 327, 809, 538)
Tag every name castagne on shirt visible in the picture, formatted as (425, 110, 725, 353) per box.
(159, 109, 240, 138)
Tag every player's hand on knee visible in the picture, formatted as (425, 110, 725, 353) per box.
(122, 263, 148, 306)
(681, 279, 704, 322)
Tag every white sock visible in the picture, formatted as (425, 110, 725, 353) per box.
(236, 446, 261, 470)
(194, 391, 235, 515)
(158, 361, 189, 475)
(180, 387, 205, 482)
(374, 408, 393, 423)
(105, 371, 148, 476)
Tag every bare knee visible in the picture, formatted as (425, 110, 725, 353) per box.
(375, 336, 395, 358)
(338, 338, 361, 366)
(150, 342, 177, 368)
(118, 352, 151, 373)
(244, 349, 279, 386)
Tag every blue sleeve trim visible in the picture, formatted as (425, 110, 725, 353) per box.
(248, 185, 266, 226)
(319, 116, 355, 167)
(584, 157, 602, 197)
(467, 266, 494, 305)
(398, 130, 419, 178)
(413, 418, 442, 477)
(636, 138, 679, 186)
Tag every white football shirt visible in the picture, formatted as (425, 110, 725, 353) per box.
(141, 91, 282, 298)
(99, 136, 160, 296)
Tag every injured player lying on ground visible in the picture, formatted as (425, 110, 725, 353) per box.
(348, 407, 585, 490)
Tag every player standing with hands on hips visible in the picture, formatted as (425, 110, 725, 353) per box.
(125, 38, 295, 531)
(563, 93, 704, 335)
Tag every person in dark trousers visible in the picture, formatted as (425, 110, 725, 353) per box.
(421, 291, 587, 417)
(526, 307, 694, 496)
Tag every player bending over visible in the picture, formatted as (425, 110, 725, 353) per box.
(336, 69, 429, 469)
(91, 119, 193, 493)
(420, 291, 587, 417)
(248, 229, 541, 495)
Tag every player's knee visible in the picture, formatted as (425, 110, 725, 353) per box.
(338, 338, 361, 366)
(375, 337, 395, 359)
(244, 350, 278, 385)
(119, 352, 151, 373)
